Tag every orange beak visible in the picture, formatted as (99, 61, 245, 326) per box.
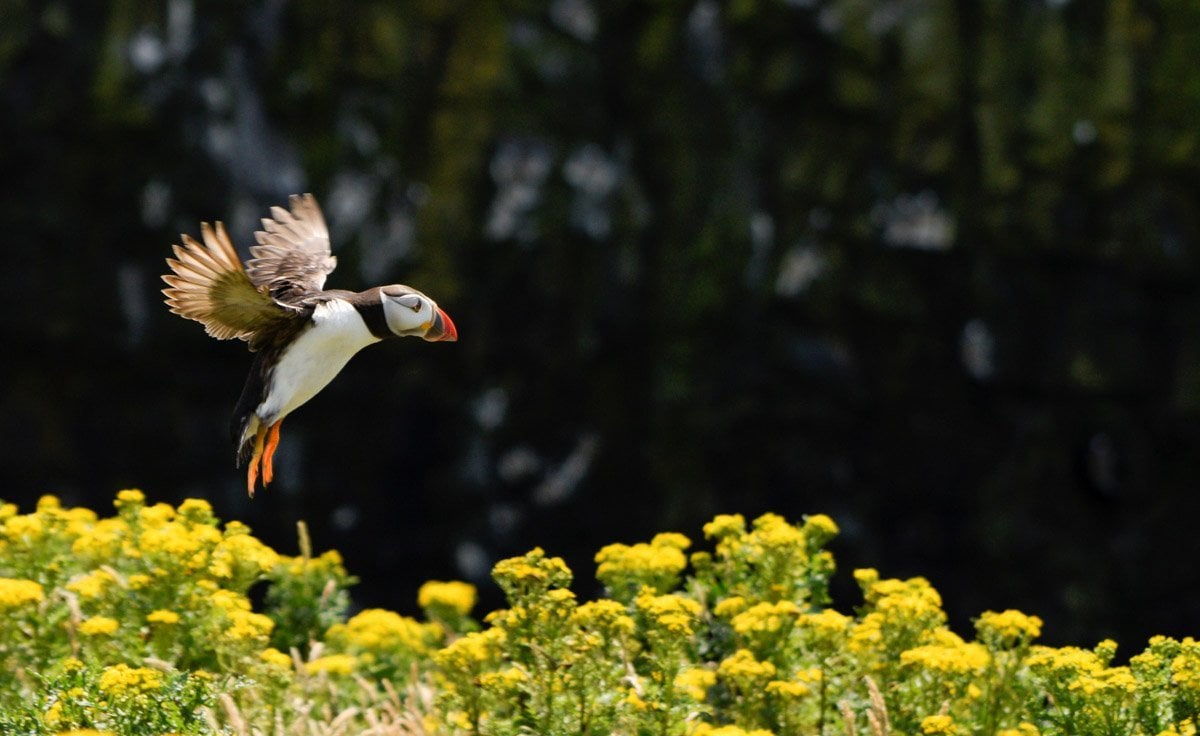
(424, 308, 458, 342)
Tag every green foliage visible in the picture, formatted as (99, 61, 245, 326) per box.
(5, 491, 1200, 736)
(0, 491, 462, 734)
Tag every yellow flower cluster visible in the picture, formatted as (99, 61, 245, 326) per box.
(635, 588, 702, 637)
(306, 653, 358, 676)
(207, 531, 280, 581)
(764, 678, 810, 699)
(259, 647, 293, 670)
(920, 714, 958, 735)
(901, 633, 990, 674)
(976, 609, 1043, 647)
(418, 580, 478, 616)
(1026, 645, 1105, 678)
(146, 609, 180, 625)
(66, 569, 116, 600)
(703, 514, 747, 540)
(97, 663, 163, 697)
(595, 532, 690, 595)
(573, 598, 635, 636)
(731, 600, 800, 638)
(1171, 638, 1200, 696)
(0, 576, 44, 609)
(434, 628, 506, 672)
(689, 723, 775, 736)
(326, 608, 440, 657)
(492, 547, 573, 592)
(223, 608, 275, 642)
(798, 608, 851, 638)
(1068, 665, 1136, 697)
(477, 666, 527, 692)
(675, 666, 717, 701)
(995, 725, 1040, 736)
(79, 616, 119, 636)
(718, 648, 777, 685)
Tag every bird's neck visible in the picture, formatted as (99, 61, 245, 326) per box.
(344, 287, 395, 340)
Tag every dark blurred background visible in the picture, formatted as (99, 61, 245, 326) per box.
(4, 1, 1200, 652)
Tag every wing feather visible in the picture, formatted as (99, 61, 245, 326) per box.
(244, 193, 337, 302)
(162, 220, 297, 345)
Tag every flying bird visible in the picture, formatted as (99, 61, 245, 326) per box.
(162, 194, 457, 496)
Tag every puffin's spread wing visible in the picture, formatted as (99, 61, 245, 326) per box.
(162, 221, 298, 345)
(246, 193, 337, 303)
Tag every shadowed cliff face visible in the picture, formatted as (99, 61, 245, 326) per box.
(4, 1, 1200, 650)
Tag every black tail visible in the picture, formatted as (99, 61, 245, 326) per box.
(231, 353, 270, 468)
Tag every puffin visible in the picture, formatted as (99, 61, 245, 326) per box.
(162, 193, 457, 496)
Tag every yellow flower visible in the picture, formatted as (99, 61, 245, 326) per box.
(306, 653, 358, 676)
(595, 540, 688, 594)
(492, 548, 573, 590)
(0, 577, 44, 609)
(79, 616, 119, 636)
(147, 609, 180, 625)
(54, 731, 115, 736)
(66, 569, 117, 599)
(802, 513, 839, 539)
(259, 647, 294, 669)
(418, 580, 478, 616)
(1026, 645, 1104, 677)
(223, 609, 275, 641)
(854, 568, 880, 588)
(718, 648, 777, 684)
(176, 498, 214, 522)
(1174, 639, 1200, 695)
(4, 513, 43, 541)
(766, 679, 811, 698)
(127, 574, 151, 589)
(114, 489, 145, 508)
(713, 596, 749, 618)
(798, 608, 851, 637)
(37, 495, 62, 511)
(920, 714, 958, 735)
(731, 600, 800, 638)
(435, 628, 506, 669)
(138, 502, 176, 527)
(996, 724, 1040, 736)
(478, 666, 528, 692)
(702, 514, 746, 539)
(97, 663, 163, 697)
(689, 725, 775, 736)
(573, 599, 635, 636)
(651, 532, 692, 550)
(326, 608, 440, 656)
(977, 609, 1043, 647)
(675, 666, 716, 701)
(751, 513, 806, 549)
(901, 637, 991, 674)
(70, 518, 128, 560)
(208, 532, 280, 580)
(139, 521, 221, 569)
(210, 589, 252, 612)
(635, 589, 702, 636)
(1069, 666, 1137, 696)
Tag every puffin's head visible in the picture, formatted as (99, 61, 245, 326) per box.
(380, 285, 458, 342)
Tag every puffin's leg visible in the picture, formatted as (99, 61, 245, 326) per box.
(262, 420, 283, 486)
(246, 424, 268, 497)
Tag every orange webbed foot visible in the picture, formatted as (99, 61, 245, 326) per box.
(246, 424, 267, 497)
(262, 420, 283, 486)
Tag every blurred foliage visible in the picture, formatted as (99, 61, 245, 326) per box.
(3, 0, 1200, 651)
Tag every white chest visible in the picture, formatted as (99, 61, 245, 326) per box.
(257, 300, 381, 423)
